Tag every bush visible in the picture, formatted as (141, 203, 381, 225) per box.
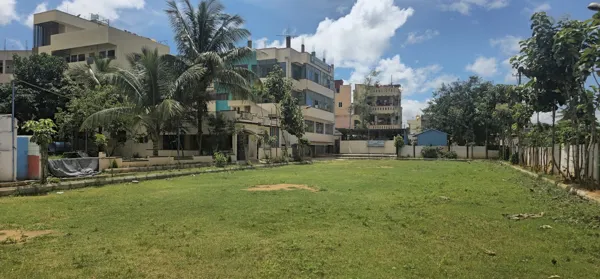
(421, 146, 439, 158)
(510, 153, 519, 165)
(110, 160, 119, 169)
(393, 135, 405, 149)
(214, 152, 228, 167)
(442, 150, 458, 159)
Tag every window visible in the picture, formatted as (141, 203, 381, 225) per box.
(78, 54, 86, 62)
(65, 56, 70, 63)
(0, 61, 3, 74)
(4, 60, 13, 74)
(325, 124, 333, 135)
(305, 120, 315, 133)
(99, 51, 107, 59)
(269, 127, 280, 146)
(244, 106, 251, 112)
(70, 55, 77, 63)
(107, 50, 116, 59)
(292, 63, 303, 80)
(338, 102, 343, 108)
(316, 122, 324, 134)
(162, 135, 183, 150)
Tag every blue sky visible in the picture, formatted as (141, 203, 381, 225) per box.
(0, 0, 595, 122)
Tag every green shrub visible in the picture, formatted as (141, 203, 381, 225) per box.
(110, 160, 119, 169)
(442, 150, 458, 159)
(510, 153, 519, 165)
(214, 152, 228, 167)
(394, 135, 405, 149)
(421, 146, 439, 158)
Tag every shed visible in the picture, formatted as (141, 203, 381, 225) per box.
(415, 129, 447, 146)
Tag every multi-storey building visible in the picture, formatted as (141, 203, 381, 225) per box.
(214, 37, 336, 157)
(334, 81, 352, 129)
(33, 10, 169, 68)
(354, 83, 403, 130)
(0, 50, 32, 84)
(407, 114, 428, 135)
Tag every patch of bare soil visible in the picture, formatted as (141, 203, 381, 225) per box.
(0, 230, 55, 243)
(246, 184, 318, 192)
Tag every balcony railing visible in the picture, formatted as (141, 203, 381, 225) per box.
(238, 111, 254, 121)
(368, 124, 402, 130)
(372, 106, 399, 112)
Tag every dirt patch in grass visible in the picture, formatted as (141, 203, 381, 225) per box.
(246, 184, 318, 192)
(0, 230, 55, 243)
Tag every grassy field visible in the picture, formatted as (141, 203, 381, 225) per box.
(1, 160, 600, 278)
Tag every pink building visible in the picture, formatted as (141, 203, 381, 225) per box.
(334, 81, 352, 129)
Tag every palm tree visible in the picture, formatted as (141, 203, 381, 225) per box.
(81, 47, 203, 156)
(165, 0, 256, 154)
(69, 57, 117, 87)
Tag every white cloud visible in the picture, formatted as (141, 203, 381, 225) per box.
(466, 56, 498, 77)
(440, 0, 509, 15)
(523, 2, 551, 14)
(349, 55, 458, 97)
(23, 2, 49, 28)
(404, 29, 439, 46)
(402, 99, 429, 125)
(490, 35, 522, 56)
(6, 38, 25, 50)
(0, 0, 19, 25)
(56, 0, 145, 21)
(336, 5, 348, 14)
(265, 0, 414, 68)
(254, 37, 268, 49)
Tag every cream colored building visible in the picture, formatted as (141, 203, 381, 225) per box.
(253, 42, 336, 155)
(0, 50, 33, 84)
(355, 84, 402, 130)
(33, 10, 169, 68)
(407, 115, 427, 135)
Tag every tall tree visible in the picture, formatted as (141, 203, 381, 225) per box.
(165, 0, 255, 154)
(512, 12, 566, 172)
(81, 47, 190, 156)
(0, 53, 76, 128)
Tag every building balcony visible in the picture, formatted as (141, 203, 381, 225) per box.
(372, 106, 400, 113)
(368, 124, 402, 130)
(46, 26, 110, 52)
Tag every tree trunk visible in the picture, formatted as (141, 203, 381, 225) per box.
(197, 108, 203, 155)
(485, 125, 489, 159)
(40, 145, 48, 185)
(551, 104, 556, 174)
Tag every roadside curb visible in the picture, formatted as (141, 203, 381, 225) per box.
(1, 161, 312, 198)
(499, 161, 600, 204)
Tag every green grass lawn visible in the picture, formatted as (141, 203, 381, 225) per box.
(1, 160, 600, 278)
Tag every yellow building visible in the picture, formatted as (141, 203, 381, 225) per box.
(33, 10, 169, 68)
(407, 115, 428, 135)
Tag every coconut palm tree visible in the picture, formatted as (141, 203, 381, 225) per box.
(165, 0, 256, 154)
(68, 57, 117, 87)
(81, 47, 205, 156)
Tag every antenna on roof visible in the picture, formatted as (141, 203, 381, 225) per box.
(277, 27, 297, 48)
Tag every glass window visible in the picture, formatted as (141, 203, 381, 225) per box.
(70, 55, 77, 63)
(78, 54, 86, 62)
(305, 120, 315, 133)
(0, 61, 3, 74)
(292, 63, 303, 80)
(316, 122, 324, 134)
(338, 102, 342, 108)
(65, 56, 70, 63)
(107, 50, 116, 59)
(325, 124, 333, 135)
(99, 51, 106, 58)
